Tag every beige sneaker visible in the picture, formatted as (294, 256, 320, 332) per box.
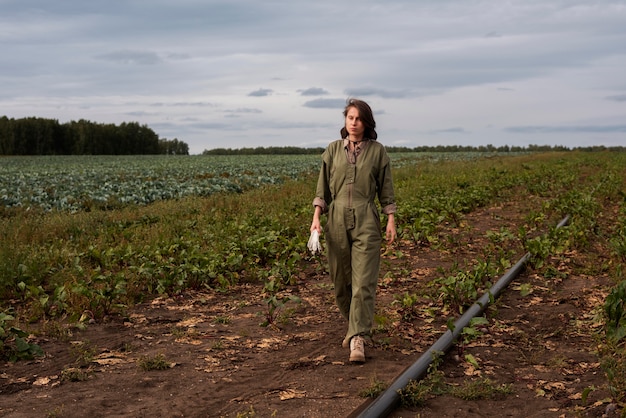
(349, 336, 365, 363)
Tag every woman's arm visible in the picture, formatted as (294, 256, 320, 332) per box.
(310, 205, 323, 234)
(385, 213, 396, 244)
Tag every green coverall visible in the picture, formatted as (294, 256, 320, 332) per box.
(313, 139, 396, 344)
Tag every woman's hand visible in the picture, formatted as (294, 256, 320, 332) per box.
(385, 213, 396, 244)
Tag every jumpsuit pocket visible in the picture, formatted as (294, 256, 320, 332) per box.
(344, 207, 355, 230)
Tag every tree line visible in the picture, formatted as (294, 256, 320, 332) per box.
(0, 116, 189, 155)
(3, 116, 621, 156)
(203, 143, 625, 155)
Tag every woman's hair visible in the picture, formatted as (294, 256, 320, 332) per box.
(340, 98, 378, 140)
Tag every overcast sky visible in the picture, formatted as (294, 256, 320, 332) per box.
(1, 0, 625, 154)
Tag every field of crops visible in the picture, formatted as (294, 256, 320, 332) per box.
(1, 155, 325, 212)
(1, 151, 625, 416)
(0, 152, 522, 212)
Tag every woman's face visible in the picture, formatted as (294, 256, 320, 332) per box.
(345, 106, 365, 140)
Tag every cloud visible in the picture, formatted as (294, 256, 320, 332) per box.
(302, 98, 347, 109)
(248, 88, 273, 97)
(95, 50, 161, 65)
(224, 108, 263, 114)
(506, 125, 626, 134)
(429, 128, 468, 134)
(223, 108, 263, 117)
(606, 94, 626, 102)
(298, 87, 329, 96)
(344, 87, 411, 99)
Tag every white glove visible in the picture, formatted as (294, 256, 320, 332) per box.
(307, 230, 322, 254)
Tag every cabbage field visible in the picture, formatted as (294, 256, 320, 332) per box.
(0, 153, 506, 213)
(1, 155, 323, 212)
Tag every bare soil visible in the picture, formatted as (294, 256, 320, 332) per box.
(1, 201, 622, 417)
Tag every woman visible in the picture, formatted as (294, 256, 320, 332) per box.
(310, 98, 397, 363)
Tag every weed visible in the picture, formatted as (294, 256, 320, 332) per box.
(138, 353, 172, 371)
(60, 367, 92, 382)
(260, 277, 301, 328)
(40, 320, 73, 341)
(70, 340, 97, 367)
(235, 406, 257, 417)
(214, 315, 231, 325)
(359, 376, 388, 398)
(47, 405, 65, 418)
(546, 354, 568, 369)
(450, 377, 513, 400)
(392, 292, 421, 321)
(398, 351, 446, 407)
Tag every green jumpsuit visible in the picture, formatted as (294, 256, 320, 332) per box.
(313, 138, 396, 344)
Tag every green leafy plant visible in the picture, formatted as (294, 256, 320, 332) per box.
(604, 280, 626, 344)
(433, 262, 495, 314)
(0, 312, 43, 361)
(260, 277, 301, 328)
(392, 292, 421, 321)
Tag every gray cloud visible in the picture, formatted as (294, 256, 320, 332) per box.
(95, 50, 161, 65)
(606, 94, 626, 102)
(299, 87, 329, 96)
(224, 108, 263, 114)
(303, 98, 347, 109)
(429, 128, 468, 134)
(506, 125, 626, 134)
(223, 108, 263, 117)
(344, 87, 411, 99)
(248, 88, 273, 97)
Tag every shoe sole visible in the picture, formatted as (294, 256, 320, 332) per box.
(349, 353, 365, 363)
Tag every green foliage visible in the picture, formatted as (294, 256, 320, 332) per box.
(461, 317, 490, 346)
(138, 353, 172, 371)
(399, 351, 447, 407)
(604, 280, 626, 344)
(433, 261, 496, 314)
(260, 277, 301, 328)
(600, 346, 626, 404)
(359, 376, 388, 398)
(0, 312, 43, 361)
(399, 349, 513, 407)
(610, 206, 626, 262)
(2, 152, 626, 338)
(0, 155, 320, 212)
(60, 367, 93, 382)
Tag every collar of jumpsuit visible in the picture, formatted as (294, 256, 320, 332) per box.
(344, 137, 369, 164)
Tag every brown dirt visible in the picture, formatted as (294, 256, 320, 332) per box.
(1, 202, 622, 418)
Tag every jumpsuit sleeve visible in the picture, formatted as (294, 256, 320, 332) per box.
(312, 148, 333, 214)
(377, 147, 397, 215)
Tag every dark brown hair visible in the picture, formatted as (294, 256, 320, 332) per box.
(340, 98, 378, 140)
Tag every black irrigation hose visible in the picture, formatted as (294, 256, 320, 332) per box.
(353, 215, 571, 418)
